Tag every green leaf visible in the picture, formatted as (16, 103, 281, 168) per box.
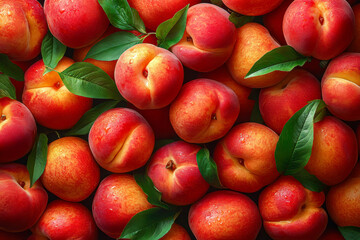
(134, 171, 169, 209)
(85, 32, 141, 61)
(248, 89, 264, 124)
(0, 75, 16, 99)
(118, 207, 180, 240)
(275, 99, 324, 175)
(58, 62, 122, 100)
(245, 45, 311, 79)
(98, 0, 146, 34)
(229, 12, 254, 28)
(156, 4, 189, 49)
(0, 54, 24, 81)
(65, 100, 119, 136)
(210, 0, 223, 6)
(196, 148, 222, 188)
(292, 168, 326, 192)
(41, 31, 67, 72)
(338, 226, 360, 240)
(27, 134, 48, 187)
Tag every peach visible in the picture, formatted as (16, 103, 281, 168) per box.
(88, 108, 155, 173)
(259, 69, 322, 134)
(188, 190, 262, 240)
(0, 0, 47, 61)
(200, 65, 255, 123)
(92, 174, 153, 238)
(213, 122, 280, 193)
(160, 223, 191, 240)
(115, 43, 184, 109)
(0, 163, 48, 232)
(223, 0, 284, 16)
(169, 78, 240, 143)
(29, 200, 98, 240)
(128, 0, 200, 31)
(321, 52, 360, 121)
(259, 175, 328, 240)
(41, 137, 100, 202)
(22, 57, 93, 130)
(171, 3, 236, 72)
(226, 23, 288, 88)
(44, 0, 109, 49)
(283, 0, 355, 60)
(305, 116, 358, 186)
(347, 4, 360, 52)
(0, 98, 37, 163)
(326, 163, 360, 227)
(147, 141, 209, 205)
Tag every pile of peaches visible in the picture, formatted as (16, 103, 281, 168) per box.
(1, 0, 360, 239)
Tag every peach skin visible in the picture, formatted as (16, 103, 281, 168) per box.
(171, 3, 236, 72)
(259, 175, 328, 240)
(88, 108, 155, 173)
(0, 98, 37, 163)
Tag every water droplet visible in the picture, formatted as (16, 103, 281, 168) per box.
(59, 8, 65, 14)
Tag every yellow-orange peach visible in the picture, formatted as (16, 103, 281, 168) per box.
(160, 224, 191, 240)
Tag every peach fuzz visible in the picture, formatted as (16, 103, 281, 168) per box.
(259, 69, 321, 134)
(171, 3, 236, 72)
(41, 137, 100, 202)
(326, 163, 360, 228)
(0, 163, 48, 233)
(347, 4, 360, 52)
(169, 78, 240, 143)
(92, 174, 153, 238)
(188, 190, 262, 240)
(283, 0, 355, 60)
(0, 98, 37, 163)
(147, 141, 209, 206)
(89, 108, 155, 173)
(22, 57, 93, 130)
(160, 223, 191, 240)
(321, 52, 360, 121)
(259, 175, 328, 240)
(29, 200, 98, 240)
(0, 0, 47, 61)
(305, 116, 358, 186)
(223, 0, 284, 16)
(226, 23, 288, 88)
(200, 65, 255, 123)
(213, 122, 280, 193)
(44, 0, 109, 49)
(115, 43, 184, 110)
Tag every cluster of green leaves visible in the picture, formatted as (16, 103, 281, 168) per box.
(0, 54, 24, 100)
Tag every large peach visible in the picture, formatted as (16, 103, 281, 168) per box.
(0, 0, 47, 61)
(259, 175, 328, 240)
(259, 69, 321, 134)
(188, 190, 262, 240)
(321, 52, 360, 121)
(41, 137, 100, 202)
(29, 200, 98, 240)
(115, 43, 184, 109)
(128, 0, 200, 31)
(22, 57, 93, 130)
(89, 108, 155, 173)
(283, 0, 355, 60)
(171, 3, 236, 72)
(226, 23, 288, 88)
(147, 141, 209, 205)
(222, 0, 284, 16)
(200, 65, 255, 123)
(0, 163, 48, 233)
(305, 116, 358, 186)
(213, 122, 280, 193)
(92, 174, 153, 238)
(326, 163, 360, 227)
(44, 0, 109, 49)
(0, 98, 37, 163)
(169, 78, 240, 143)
